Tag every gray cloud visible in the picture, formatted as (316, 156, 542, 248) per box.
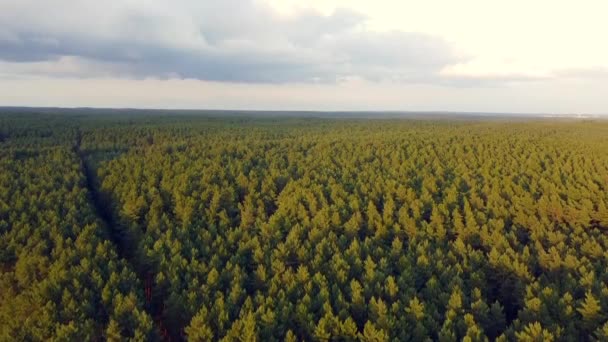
(0, 0, 464, 83)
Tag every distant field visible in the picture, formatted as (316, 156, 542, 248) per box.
(1, 110, 607, 341)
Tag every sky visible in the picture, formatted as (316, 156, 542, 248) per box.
(1, 0, 607, 114)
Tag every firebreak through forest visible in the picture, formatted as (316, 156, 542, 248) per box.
(0, 112, 607, 341)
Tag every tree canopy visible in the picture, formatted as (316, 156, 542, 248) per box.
(1, 112, 607, 341)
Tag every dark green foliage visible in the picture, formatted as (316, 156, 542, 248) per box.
(1, 112, 608, 341)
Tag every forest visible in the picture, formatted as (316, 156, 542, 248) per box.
(0, 111, 607, 341)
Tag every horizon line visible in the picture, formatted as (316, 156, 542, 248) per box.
(1, 105, 607, 117)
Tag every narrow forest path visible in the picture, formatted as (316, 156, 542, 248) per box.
(74, 131, 172, 341)
(74, 131, 131, 259)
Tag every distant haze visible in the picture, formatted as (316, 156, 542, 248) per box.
(1, 0, 607, 114)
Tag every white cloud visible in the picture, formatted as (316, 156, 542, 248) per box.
(268, 0, 608, 79)
(0, 0, 607, 112)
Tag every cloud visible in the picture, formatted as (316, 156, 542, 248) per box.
(553, 67, 608, 80)
(0, 0, 464, 83)
(0, 56, 131, 80)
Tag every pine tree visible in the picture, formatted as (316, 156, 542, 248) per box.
(515, 322, 554, 342)
(360, 321, 388, 342)
(577, 292, 603, 332)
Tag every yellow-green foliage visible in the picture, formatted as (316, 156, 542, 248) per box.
(1, 113, 608, 341)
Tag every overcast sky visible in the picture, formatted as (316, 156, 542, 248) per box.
(1, 0, 607, 114)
